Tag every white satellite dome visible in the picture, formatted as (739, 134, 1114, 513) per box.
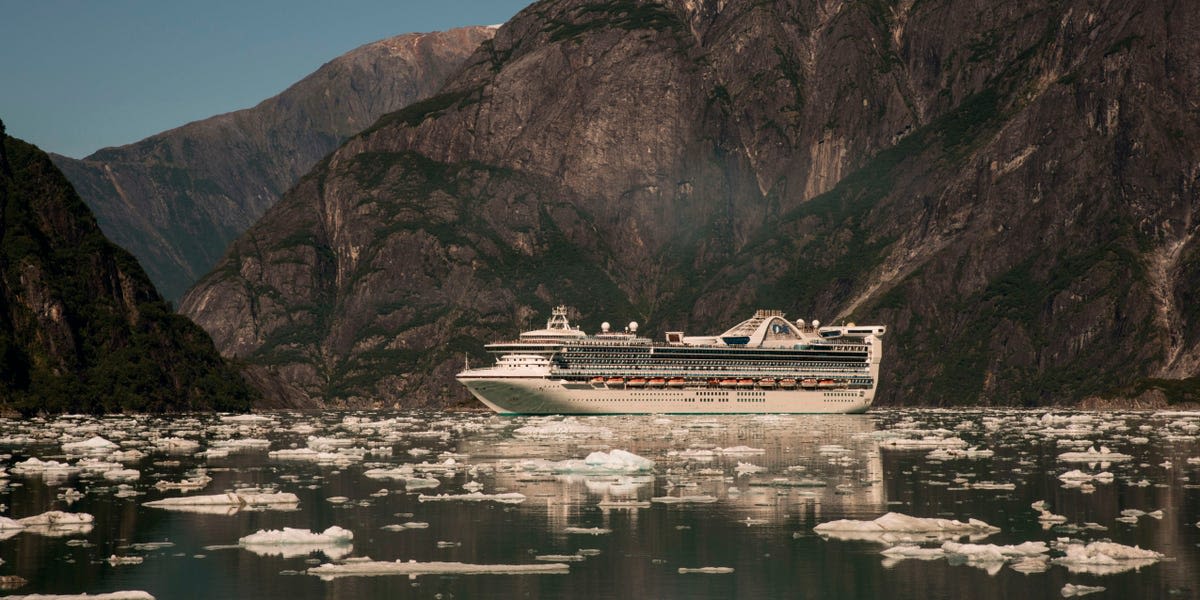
(629, 321, 639, 333)
(811, 319, 820, 329)
(601, 322, 611, 332)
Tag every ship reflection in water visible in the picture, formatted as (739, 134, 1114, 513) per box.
(459, 414, 887, 531)
(0, 409, 1196, 599)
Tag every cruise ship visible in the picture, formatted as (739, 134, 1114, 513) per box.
(456, 307, 885, 414)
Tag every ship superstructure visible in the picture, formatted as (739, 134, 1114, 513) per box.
(457, 307, 885, 414)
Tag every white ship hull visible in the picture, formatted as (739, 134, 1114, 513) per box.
(458, 375, 873, 415)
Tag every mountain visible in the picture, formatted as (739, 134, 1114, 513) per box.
(0, 121, 257, 415)
(182, 0, 1200, 408)
(52, 26, 497, 302)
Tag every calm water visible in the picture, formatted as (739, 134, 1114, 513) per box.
(0, 409, 1197, 599)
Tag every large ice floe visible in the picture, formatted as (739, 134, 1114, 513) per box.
(143, 491, 300, 514)
(548, 450, 654, 475)
(1050, 540, 1165, 575)
(307, 559, 570, 580)
(1056, 446, 1132, 464)
(814, 512, 1000, 544)
(3, 593, 155, 600)
(239, 526, 354, 559)
(417, 492, 526, 504)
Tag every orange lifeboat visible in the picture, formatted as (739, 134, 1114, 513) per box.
(590, 376, 606, 386)
(737, 378, 754, 388)
(800, 378, 818, 389)
(817, 379, 837, 389)
(648, 377, 667, 388)
(606, 377, 625, 386)
(719, 379, 738, 388)
(667, 377, 687, 388)
(627, 377, 648, 388)
(778, 378, 797, 388)
(758, 378, 776, 389)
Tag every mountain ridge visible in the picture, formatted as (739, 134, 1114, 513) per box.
(0, 121, 257, 415)
(52, 26, 496, 301)
(183, 0, 1200, 408)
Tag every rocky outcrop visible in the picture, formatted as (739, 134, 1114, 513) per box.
(183, 0, 1200, 408)
(52, 26, 496, 301)
(0, 124, 257, 414)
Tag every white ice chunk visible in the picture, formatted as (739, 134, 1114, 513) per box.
(564, 527, 611, 535)
(239, 525, 353, 547)
(678, 566, 734, 574)
(718, 446, 765, 454)
(2, 592, 155, 600)
(551, 450, 654, 474)
(814, 512, 999, 544)
(62, 436, 119, 454)
(1051, 541, 1164, 575)
(650, 495, 718, 504)
(143, 492, 300, 512)
(307, 559, 569, 579)
(417, 492, 526, 504)
(1056, 446, 1132, 463)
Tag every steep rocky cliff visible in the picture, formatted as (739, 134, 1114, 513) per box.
(52, 26, 495, 301)
(0, 122, 257, 414)
(182, 0, 1200, 408)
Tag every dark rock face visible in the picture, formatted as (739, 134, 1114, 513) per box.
(0, 127, 257, 414)
(52, 27, 496, 301)
(182, 0, 1200, 408)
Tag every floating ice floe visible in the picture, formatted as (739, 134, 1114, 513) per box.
(154, 473, 211, 492)
(404, 477, 441, 491)
(926, 446, 994, 461)
(143, 491, 300, 513)
(107, 555, 144, 566)
(307, 559, 569, 579)
(238, 526, 353, 559)
(1061, 584, 1106, 597)
(18, 511, 94, 527)
(153, 437, 200, 453)
(361, 466, 414, 480)
(717, 446, 765, 455)
(650, 495, 718, 504)
(2, 593, 155, 600)
(550, 450, 654, 475)
(514, 419, 612, 439)
(381, 522, 428, 531)
(10, 458, 79, 476)
(880, 437, 968, 450)
(535, 554, 585, 562)
(678, 567, 734, 574)
(62, 436, 119, 455)
(942, 541, 1049, 561)
(735, 462, 766, 476)
(1050, 540, 1164, 575)
(103, 469, 141, 482)
(1056, 446, 1132, 463)
(814, 512, 1000, 544)
(564, 527, 611, 535)
(417, 492, 525, 504)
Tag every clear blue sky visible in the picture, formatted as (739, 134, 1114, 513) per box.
(0, 0, 533, 158)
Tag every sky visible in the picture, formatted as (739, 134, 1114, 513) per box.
(0, 0, 533, 158)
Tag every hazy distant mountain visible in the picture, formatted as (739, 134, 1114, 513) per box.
(183, 0, 1200, 409)
(52, 26, 496, 301)
(0, 123, 256, 414)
